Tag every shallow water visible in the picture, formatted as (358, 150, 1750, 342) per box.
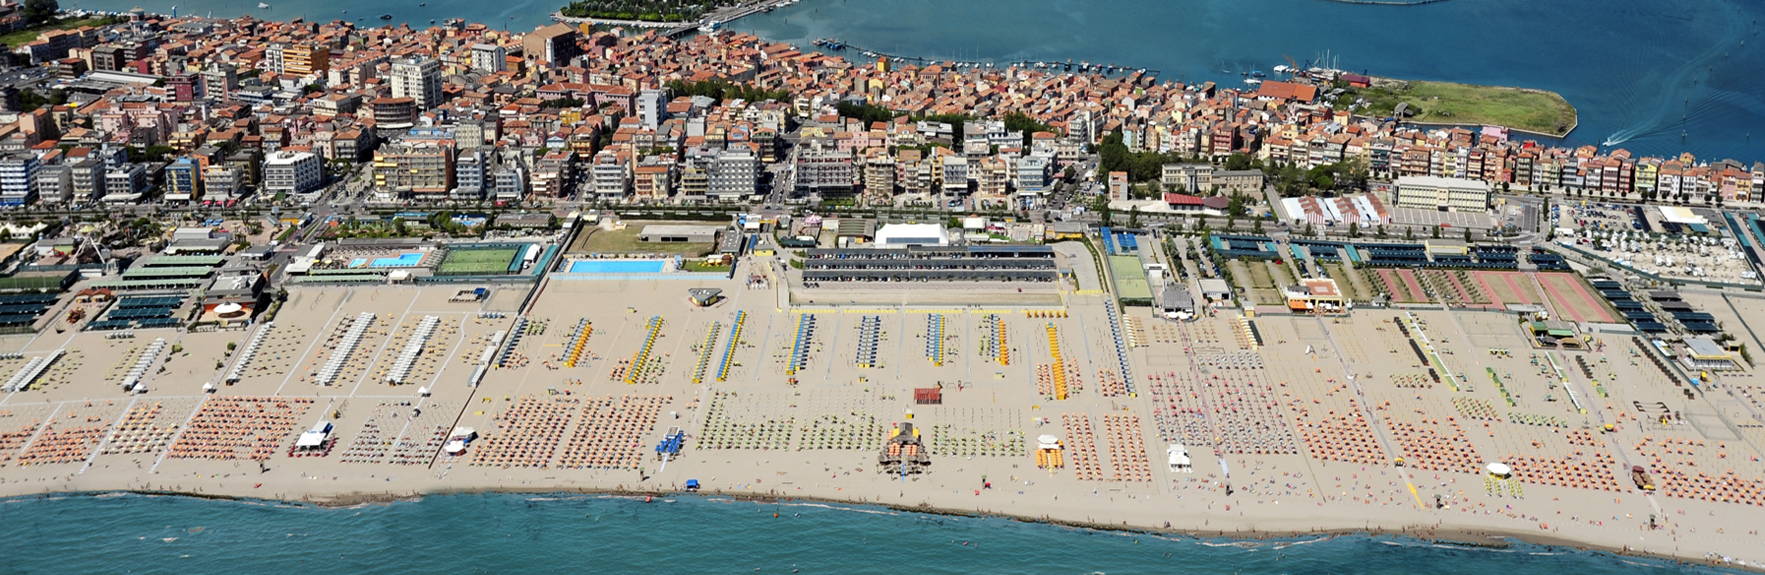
(0, 492, 1746, 573)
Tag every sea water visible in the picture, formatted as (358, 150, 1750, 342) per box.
(0, 492, 1744, 573)
(66, 0, 1765, 161)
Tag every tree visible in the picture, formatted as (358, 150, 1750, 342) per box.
(1092, 195, 1113, 226)
(1347, 222, 1359, 238)
(1432, 224, 1442, 239)
(1303, 222, 1313, 237)
(1224, 152, 1254, 171)
(23, 0, 56, 24)
(1405, 226, 1415, 240)
(1376, 224, 1387, 238)
(1128, 205, 1141, 228)
(1253, 219, 1264, 234)
(1195, 215, 1208, 231)
(1464, 228, 1473, 242)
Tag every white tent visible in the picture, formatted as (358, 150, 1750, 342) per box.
(1167, 443, 1193, 473)
(295, 421, 332, 449)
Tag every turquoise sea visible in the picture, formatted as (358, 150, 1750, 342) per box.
(0, 492, 1745, 573)
(65, 0, 1765, 162)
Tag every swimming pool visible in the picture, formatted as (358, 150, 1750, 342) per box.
(567, 260, 666, 273)
(349, 253, 425, 268)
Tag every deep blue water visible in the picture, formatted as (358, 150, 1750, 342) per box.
(66, 0, 1765, 161)
(0, 492, 1745, 573)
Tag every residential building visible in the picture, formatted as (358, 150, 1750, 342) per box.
(390, 57, 442, 110)
(203, 165, 243, 198)
(0, 154, 37, 205)
(372, 141, 454, 200)
(707, 148, 757, 200)
(521, 23, 580, 68)
(1015, 154, 1051, 194)
(470, 43, 506, 72)
(282, 44, 329, 77)
(34, 163, 70, 204)
(491, 164, 526, 202)
(263, 151, 324, 196)
(103, 163, 149, 201)
(453, 149, 486, 200)
(591, 149, 629, 200)
(163, 158, 203, 202)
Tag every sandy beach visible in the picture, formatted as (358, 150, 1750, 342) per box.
(2, 251, 1763, 571)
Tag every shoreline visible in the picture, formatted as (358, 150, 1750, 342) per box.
(5, 486, 1744, 572)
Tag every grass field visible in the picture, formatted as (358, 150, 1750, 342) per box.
(436, 247, 519, 275)
(680, 261, 731, 273)
(1353, 79, 1577, 136)
(2, 17, 122, 48)
(1108, 256, 1152, 301)
(570, 223, 714, 256)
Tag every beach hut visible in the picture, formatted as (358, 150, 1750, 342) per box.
(1036, 435, 1064, 469)
(1167, 443, 1193, 473)
(295, 421, 333, 450)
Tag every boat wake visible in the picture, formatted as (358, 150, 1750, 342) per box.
(1602, 0, 1750, 147)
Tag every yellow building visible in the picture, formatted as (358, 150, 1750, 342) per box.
(282, 44, 329, 77)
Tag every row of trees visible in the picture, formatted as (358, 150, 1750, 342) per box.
(664, 79, 789, 105)
(558, 0, 722, 21)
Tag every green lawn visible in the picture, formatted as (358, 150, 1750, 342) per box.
(436, 247, 519, 275)
(681, 261, 731, 273)
(1353, 79, 1577, 136)
(2, 17, 122, 48)
(571, 224, 713, 256)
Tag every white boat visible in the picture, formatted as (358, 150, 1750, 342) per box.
(258, 2, 269, 7)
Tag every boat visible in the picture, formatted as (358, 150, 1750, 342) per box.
(257, 2, 269, 7)
(1250, 70, 1266, 78)
(1244, 78, 1262, 86)
(379, 13, 393, 19)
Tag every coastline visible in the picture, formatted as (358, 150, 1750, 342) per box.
(4, 485, 1743, 572)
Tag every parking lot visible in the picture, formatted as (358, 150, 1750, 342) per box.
(1551, 201, 1759, 284)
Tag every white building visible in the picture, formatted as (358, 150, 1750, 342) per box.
(390, 57, 443, 110)
(940, 156, 969, 194)
(1394, 175, 1490, 212)
(707, 148, 757, 200)
(262, 151, 324, 196)
(0, 154, 39, 206)
(874, 223, 950, 247)
(591, 149, 630, 200)
(453, 149, 487, 200)
(1016, 154, 1051, 194)
(470, 43, 506, 73)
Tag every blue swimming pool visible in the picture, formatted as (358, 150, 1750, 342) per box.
(567, 260, 665, 273)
